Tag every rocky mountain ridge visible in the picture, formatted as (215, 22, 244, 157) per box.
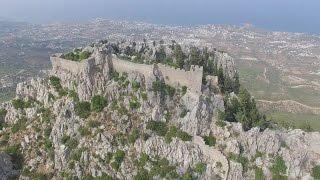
(0, 40, 319, 180)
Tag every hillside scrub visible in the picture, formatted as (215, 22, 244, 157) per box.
(312, 165, 320, 179)
(221, 87, 268, 131)
(202, 135, 216, 147)
(75, 101, 91, 118)
(62, 51, 91, 61)
(91, 95, 107, 112)
(0, 108, 7, 129)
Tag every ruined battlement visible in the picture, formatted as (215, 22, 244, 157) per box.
(50, 54, 95, 74)
(50, 52, 203, 94)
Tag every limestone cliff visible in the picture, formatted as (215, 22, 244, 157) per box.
(0, 41, 319, 180)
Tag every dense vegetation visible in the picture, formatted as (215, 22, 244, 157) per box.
(270, 156, 287, 179)
(220, 88, 268, 131)
(146, 121, 192, 142)
(0, 108, 7, 129)
(91, 95, 107, 112)
(312, 165, 320, 179)
(62, 50, 91, 61)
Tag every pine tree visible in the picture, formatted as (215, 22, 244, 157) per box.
(218, 66, 225, 93)
(174, 44, 185, 68)
(233, 73, 240, 94)
(190, 47, 201, 65)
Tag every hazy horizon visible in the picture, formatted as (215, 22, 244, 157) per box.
(0, 0, 319, 34)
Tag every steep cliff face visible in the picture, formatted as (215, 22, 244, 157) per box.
(0, 41, 319, 180)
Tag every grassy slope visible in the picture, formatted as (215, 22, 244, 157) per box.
(236, 59, 320, 131)
(268, 112, 320, 131)
(237, 59, 320, 107)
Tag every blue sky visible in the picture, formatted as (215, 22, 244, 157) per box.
(0, 0, 319, 34)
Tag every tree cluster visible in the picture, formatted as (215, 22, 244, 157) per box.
(221, 88, 268, 131)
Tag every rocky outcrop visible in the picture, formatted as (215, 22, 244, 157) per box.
(0, 153, 19, 179)
(0, 41, 319, 180)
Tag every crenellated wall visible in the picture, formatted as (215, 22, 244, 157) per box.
(50, 53, 203, 94)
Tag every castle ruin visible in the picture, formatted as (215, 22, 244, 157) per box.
(51, 51, 204, 94)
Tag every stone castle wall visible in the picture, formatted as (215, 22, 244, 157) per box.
(50, 56, 95, 74)
(157, 64, 203, 94)
(112, 56, 154, 77)
(51, 53, 203, 94)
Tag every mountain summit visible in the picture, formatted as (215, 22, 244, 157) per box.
(0, 40, 319, 179)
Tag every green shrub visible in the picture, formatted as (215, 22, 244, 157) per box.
(254, 151, 264, 160)
(270, 156, 287, 178)
(202, 135, 216, 147)
(228, 153, 249, 172)
(79, 51, 91, 60)
(39, 108, 52, 124)
(0, 108, 7, 129)
(114, 150, 125, 163)
(88, 120, 101, 128)
(150, 157, 177, 178)
(180, 108, 189, 118)
(63, 52, 78, 61)
(68, 90, 79, 102)
(44, 139, 53, 150)
(132, 81, 141, 91)
(111, 150, 125, 171)
(128, 128, 140, 144)
(182, 171, 192, 180)
(181, 86, 187, 96)
(195, 162, 206, 174)
(0, 121, 5, 131)
(105, 152, 113, 164)
(12, 99, 32, 109)
(113, 133, 128, 145)
(146, 121, 168, 137)
(141, 92, 148, 101)
(255, 167, 264, 180)
(94, 173, 112, 180)
(79, 126, 91, 136)
(75, 101, 91, 118)
(49, 76, 62, 90)
(118, 104, 128, 115)
(111, 100, 118, 110)
(152, 80, 164, 93)
(177, 130, 192, 141)
(216, 120, 227, 127)
(136, 153, 149, 168)
(61, 135, 78, 149)
(22, 169, 50, 180)
(110, 71, 120, 81)
(61, 135, 70, 144)
(152, 80, 176, 97)
(312, 165, 320, 179)
(11, 118, 27, 133)
(63, 51, 91, 61)
(71, 148, 85, 162)
(164, 126, 192, 143)
(91, 95, 107, 112)
(165, 126, 178, 143)
(66, 138, 78, 149)
(0, 108, 7, 118)
(44, 127, 52, 138)
(129, 97, 141, 109)
(165, 85, 176, 97)
(134, 168, 150, 180)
